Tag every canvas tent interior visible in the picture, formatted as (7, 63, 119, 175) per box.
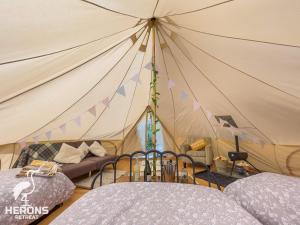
(0, 0, 299, 177)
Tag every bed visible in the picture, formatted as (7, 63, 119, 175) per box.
(50, 182, 261, 225)
(224, 172, 300, 225)
(0, 168, 75, 225)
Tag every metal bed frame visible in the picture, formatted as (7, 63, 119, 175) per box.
(91, 150, 221, 190)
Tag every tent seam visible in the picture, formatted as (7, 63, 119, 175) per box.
(158, 26, 274, 144)
(15, 25, 147, 143)
(79, 28, 149, 139)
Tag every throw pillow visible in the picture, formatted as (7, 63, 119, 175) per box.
(78, 142, 89, 159)
(190, 139, 207, 151)
(89, 141, 107, 157)
(54, 143, 84, 164)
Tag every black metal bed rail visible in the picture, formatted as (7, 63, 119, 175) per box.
(91, 150, 221, 190)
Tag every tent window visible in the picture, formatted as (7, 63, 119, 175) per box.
(136, 111, 164, 152)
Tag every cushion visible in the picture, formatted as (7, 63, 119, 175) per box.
(224, 172, 300, 225)
(190, 139, 207, 151)
(78, 142, 89, 158)
(54, 143, 84, 164)
(89, 141, 107, 157)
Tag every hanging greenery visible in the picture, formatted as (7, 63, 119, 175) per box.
(150, 62, 160, 177)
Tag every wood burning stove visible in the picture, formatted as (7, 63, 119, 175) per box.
(228, 135, 260, 175)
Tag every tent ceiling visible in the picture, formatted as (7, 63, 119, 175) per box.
(0, 0, 300, 147)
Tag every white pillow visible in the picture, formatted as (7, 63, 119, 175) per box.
(89, 141, 107, 157)
(78, 142, 89, 159)
(54, 143, 84, 164)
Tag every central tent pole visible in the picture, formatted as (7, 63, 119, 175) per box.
(150, 18, 158, 177)
(151, 19, 157, 150)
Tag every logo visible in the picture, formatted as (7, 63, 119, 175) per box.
(5, 169, 49, 220)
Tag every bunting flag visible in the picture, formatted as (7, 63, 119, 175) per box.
(117, 85, 126, 96)
(168, 79, 175, 89)
(18, 141, 27, 149)
(130, 34, 137, 44)
(101, 97, 110, 108)
(45, 130, 52, 140)
(193, 100, 201, 111)
(33, 136, 39, 144)
(205, 110, 213, 120)
(170, 32, 177, 41)
(88, 105, 97, 117)
(144, 62, 152, 70)
(131, 73, 141, 84)
(59, 123, 67, 134)
(139, 44, 147, 52)
(180, 91, 188, 100)
(73, 116, 81, 127)
(160, 43, 167, 49)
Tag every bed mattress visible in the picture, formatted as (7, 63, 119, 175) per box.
(0, 168, 75, 225)
(50, 182, 261, 225)
(224, 172, 300, 225)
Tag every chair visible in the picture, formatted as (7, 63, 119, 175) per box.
(181, 139, 213, 168)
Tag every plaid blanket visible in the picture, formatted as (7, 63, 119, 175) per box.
(13, 143, 62, 168)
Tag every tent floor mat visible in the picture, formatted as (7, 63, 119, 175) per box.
(195, 171, 238, 187)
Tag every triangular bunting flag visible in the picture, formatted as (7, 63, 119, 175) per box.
(180, 91, 188, 100)
(168, 79, 175, 89)
(131, 73, 141, 84)
(160, 43, 167, 49)
(144, 62, 152, 70)
(33, 136, 39, 144)
(130, 34, 137, 44)
(117, 85, 126, 96)
(170, 32, 177, 41)
(73, 116, 81, 127)
(18, 141, 27, 149)
(59, 123, 66, 134)
(205, 110, 213, 120)
(139, 44, 147, 52)
(101, 97, 110, 108)
(193, 100, 201, 111)
(88, 105, 97, 117)
(45, 131, 52, 140)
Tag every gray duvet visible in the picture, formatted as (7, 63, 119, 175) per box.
(224, 172, 300, 225)
(51, 182, 261, 225)
(0, 168, 75, 225)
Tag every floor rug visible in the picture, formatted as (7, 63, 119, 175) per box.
(195, 171, 238, 187)
(75, 170, 127, 189)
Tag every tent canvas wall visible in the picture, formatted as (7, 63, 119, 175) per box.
(0, 0, 299, 176)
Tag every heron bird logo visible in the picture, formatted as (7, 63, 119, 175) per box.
(13, 169, 38, 206)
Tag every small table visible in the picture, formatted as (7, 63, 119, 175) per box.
(195, 165, 259, 187)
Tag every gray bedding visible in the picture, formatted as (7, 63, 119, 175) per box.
(0, 168, 75, 225)
(50, 182, 261, 225)
(224, 172, 300, 225)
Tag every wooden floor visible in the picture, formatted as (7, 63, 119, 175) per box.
(38, 159, 221, 224)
